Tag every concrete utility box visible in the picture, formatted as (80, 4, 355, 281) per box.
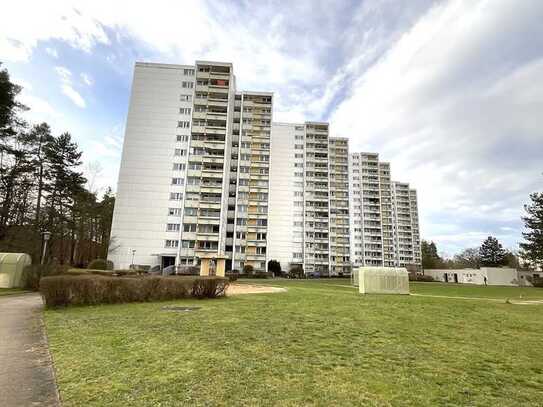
(358, 267, 409, 295)
(0, 253, 32, 288)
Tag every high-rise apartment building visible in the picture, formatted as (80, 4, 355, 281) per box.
(109, 60, 420, 273)
(109, 61, 271, 271)
(349, 152, 421, 269)
(268, 122, 351, 276)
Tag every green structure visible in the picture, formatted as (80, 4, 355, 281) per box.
(0, 253, 32, 288)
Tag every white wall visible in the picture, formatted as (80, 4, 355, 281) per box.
(268, 123, 297, 271)
(108, 63, 194, 269)
(425, 268, 520, 286)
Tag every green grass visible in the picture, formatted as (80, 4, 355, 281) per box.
(0, 287, 29, 296)
(44, 280, 543, 406)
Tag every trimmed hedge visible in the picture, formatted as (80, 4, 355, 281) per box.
(40, 275, 229, 307)
(87, 258, 114, 270)
(409, 274, 435, 282)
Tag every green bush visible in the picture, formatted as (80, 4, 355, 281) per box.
(530, 277, 543, 288)
(87, 258, 113, 270)
(409, 274, 435, 282)
(242, 264, 254, 276)
(288, 266, 304, 279)
(226, 272, 238, 282)
(268, 260, 282, 276)
(23, 264, 64, 291)
(39, 275, 229, 307)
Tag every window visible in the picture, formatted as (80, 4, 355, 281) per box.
(173, 163, 186, 171)
(177, 121, 190, 128)
(185, 208, 197, 216)
(294, 191, 303, 197)
(167, 223, 180, 232)
(170, 192, 183, 200)
(235, 245, 245, 253)
(256, 219, 267, 226)
(179, 107, 191, 115)
(238, 179, 249, 186)
(295, 144, 304, 150)
(165, 239, 179, 248)
(294, 172, 303, 177)
(171, 178, 184, 185)
(182, 240, 195, 248)
(295, 135, 303, 140)
(256, 247, 266, 255)
(237, 205, 247, 212)
(182, 81, 194, 88)
(176, 135, 189, 142)
(180, 94, 192, 102)
(184, 68, 195, 76)
(236, 218, 247, 225)
(174, 148, 186, 156)
(256, 232, 266, 240)
(187, 177, 200, 185)
(295, 153, 303, 158)
(293, 252, 303, 259)
(168, 208, 182, 216)
(236, 231, 246, 239)
(183, 224, 197, 232)
(294, 163, 303, 168)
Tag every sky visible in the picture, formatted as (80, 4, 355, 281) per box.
(1, 0, 542, 255)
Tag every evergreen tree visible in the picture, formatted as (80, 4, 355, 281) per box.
(421, 240, 443, 269)
(520, 191, 543, 270)
(479, 236, 507, 267)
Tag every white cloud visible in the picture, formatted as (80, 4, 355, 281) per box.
(80, 72, 93, 86)
(45, 47, 58, 58)
(55, 65, 86, 108)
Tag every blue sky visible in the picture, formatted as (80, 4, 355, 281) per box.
(1, 0, 542, 255)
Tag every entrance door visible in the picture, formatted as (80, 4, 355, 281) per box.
(453, 273, 458, 283)
(444, 273, 448, 283)
(162, 256, 176, 270)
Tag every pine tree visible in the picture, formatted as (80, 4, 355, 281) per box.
(520, 191, 543, 270)
(421, 240, 443, 269)
(479, 236, 507, 267)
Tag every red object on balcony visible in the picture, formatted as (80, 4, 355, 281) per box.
(216, 79, 226, 86)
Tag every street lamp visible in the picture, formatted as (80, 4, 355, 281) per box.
(131, 249, 136, 269)
(41, 231, 51, 265)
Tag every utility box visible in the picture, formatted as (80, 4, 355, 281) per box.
(358, 267, 409, 295)
(0, 253, 32, 288)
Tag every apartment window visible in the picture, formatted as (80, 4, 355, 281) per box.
(294, 201, 303, 207)
(180, 94, 192, 102)
(294, 172, 303, 177)
(294, 181, 303, 187)
(182, 81, 194, 88)
(183, 224, 197, 232)
(179, 107, 192, 115)
(256, 232, 266, 240)
(236, 232, 246, 239)
(295, 144, 304, 150)
(165, 239, 179, 248)
(184, 68, 195, 76)
(177, 121, 190, 128)
(256, 247, 266, 255)
(295, 153, 303, 159)
(294, 163, 303, 168)
(240, 154, 250, 161)
(235, 245, 245, 253)
(295, 135, 303, 140)
(185, 208, 197, 216)
(256, 219, 267, 226)
(170, 192, 183, 200)
(171, 178, 184, 185)
(239, 179, 249, 186)
(187, 177, 200, 185)
(293, 252, 303, 259)
(239, 166, 250, 173)
(293, 221, 303, 227)
(241, 142, 251, 148)
(236, 218, 247, 225)
(168, 208, 182, 216)
(188, 163, 201, 170)
(294, 191, 303, 197)
(176, 135, 189, 142)
(173, 163, 186, 171)
(167, 223, 180, 232)
(182, 240, 195, 248)
(237, 205, 247, 212)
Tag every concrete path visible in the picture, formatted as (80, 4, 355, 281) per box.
(0, 293, 60, 406)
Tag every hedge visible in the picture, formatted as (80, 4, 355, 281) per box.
(40, 275, 229, 307)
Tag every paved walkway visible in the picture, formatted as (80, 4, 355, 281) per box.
(0, 293, 60, 406)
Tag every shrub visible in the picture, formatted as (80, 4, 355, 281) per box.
(39, 275, 229, 307)
(530, 277, 543, 287)
(226, 272, 238, 282)
(288, 266, 304, 279)
(243, 264, 254, 276)
(23, 264, 62, 291)
(268, 260, 282, 276)
(87, 259, 113, 270)
(409, 274, 435, 282)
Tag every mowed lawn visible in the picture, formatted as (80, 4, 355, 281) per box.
(44, 279, 543, 406)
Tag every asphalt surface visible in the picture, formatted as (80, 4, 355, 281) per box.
(0, 293, 60, 406)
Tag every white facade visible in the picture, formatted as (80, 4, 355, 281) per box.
(109, 61, 271, 271)
(268, 122, 351, 276)
(426, 268, 521, 286)
(109, 62, 195, 269)
(349, 153, 421, 270)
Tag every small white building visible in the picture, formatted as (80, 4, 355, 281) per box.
(356, 267, 410, 294)
(425, 267, 520, 286)
(0, 253, 32, 288)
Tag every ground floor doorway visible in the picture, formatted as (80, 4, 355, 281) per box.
(161, 256, 175, 270)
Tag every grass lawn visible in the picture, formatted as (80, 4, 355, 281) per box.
(0, 287, 29, 296)
(44, 279, 543, 406)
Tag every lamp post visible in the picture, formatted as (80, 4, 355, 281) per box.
(41, 231, 51, 265)
(131, 249, 136, 269)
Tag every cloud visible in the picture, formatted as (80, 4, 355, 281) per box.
(55, 66, 86, 108)
(80, 72, 93, 86)
(2, 0, 541, 254)
(45, 47, 58, 58)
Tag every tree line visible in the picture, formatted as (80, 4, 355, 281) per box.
(0, 62, 114, 266)
(422, 187, 543, 271)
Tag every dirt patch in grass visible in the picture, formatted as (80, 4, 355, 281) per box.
(227, 283, 286, 295)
